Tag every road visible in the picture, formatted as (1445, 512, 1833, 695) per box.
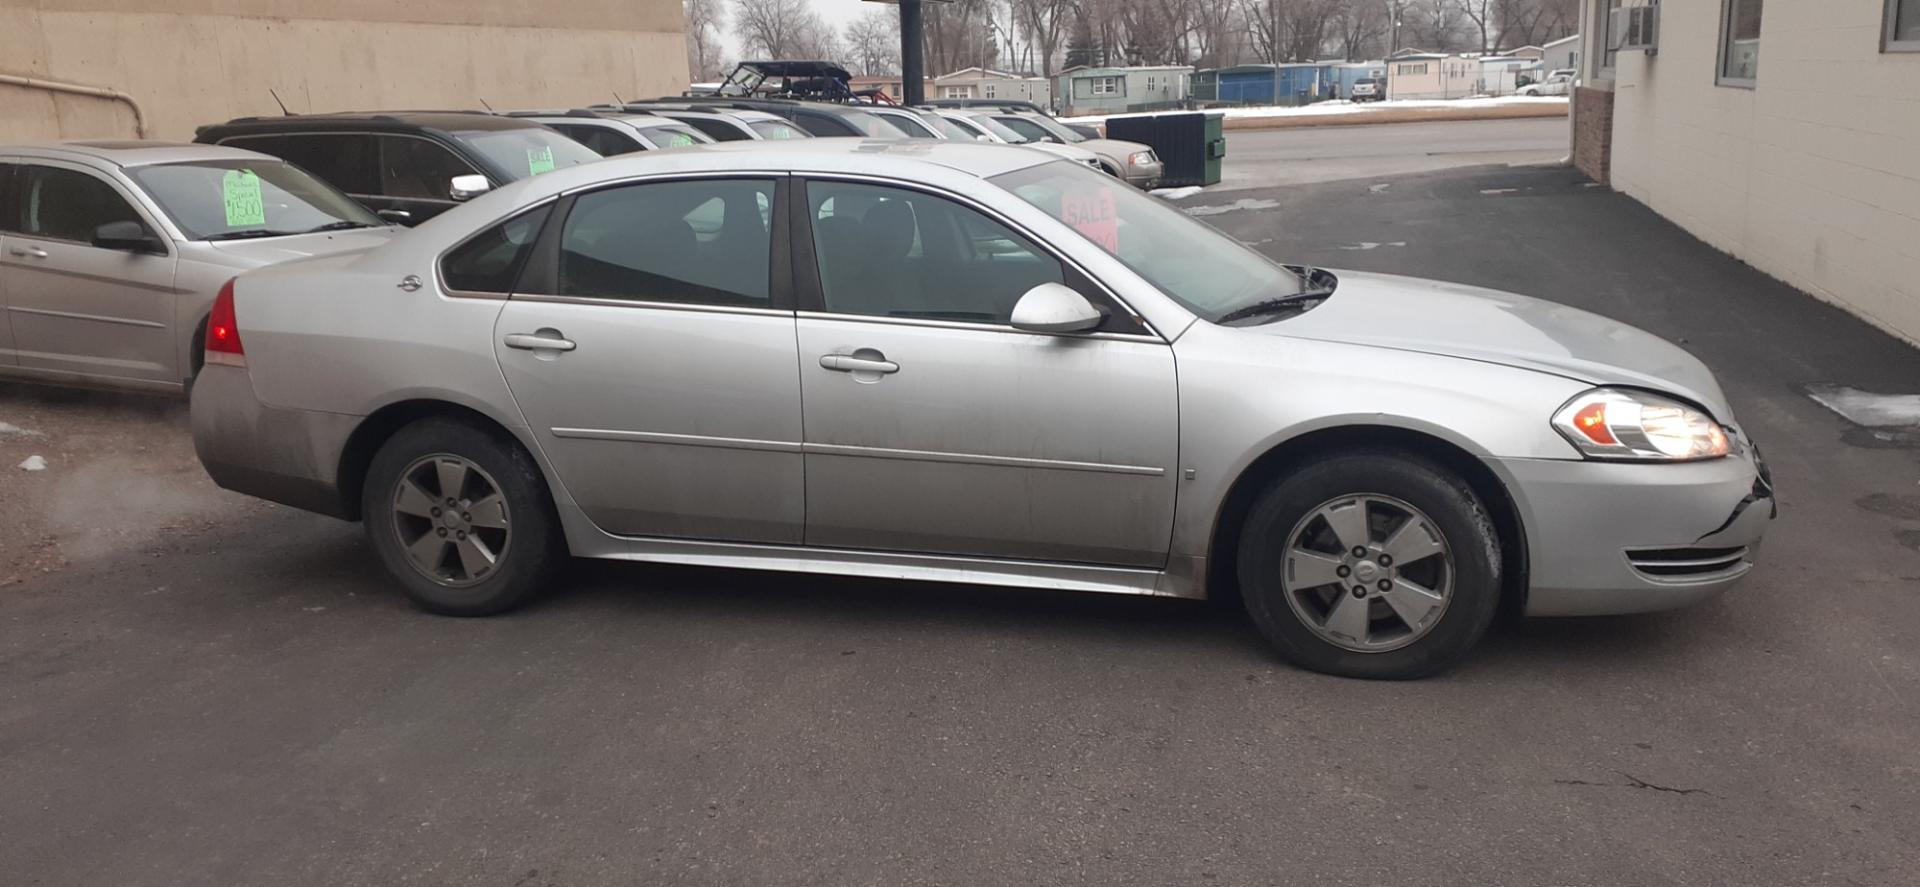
(1215, 116, 1570, 190)
(5, 139, 1920, 885)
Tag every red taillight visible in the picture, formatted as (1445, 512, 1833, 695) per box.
(205, 279, 246, 367)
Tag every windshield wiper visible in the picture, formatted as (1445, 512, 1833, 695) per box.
(201, 229, 302, 241)
(1216, 288, 1334, 325)
(305, 220, 383, 233)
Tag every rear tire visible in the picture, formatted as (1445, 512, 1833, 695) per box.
(362, 417, 566, 616)
(1237, 450, 1502, 680)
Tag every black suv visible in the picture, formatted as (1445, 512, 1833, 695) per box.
(194, 112, 601, 225)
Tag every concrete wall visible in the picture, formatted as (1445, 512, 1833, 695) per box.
(0, 0, 687, 142)
(1605, 0, 1920, 345)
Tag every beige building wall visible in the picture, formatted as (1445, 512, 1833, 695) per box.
(1604, 0, 1920, 345)
(0, 0, 688, 142)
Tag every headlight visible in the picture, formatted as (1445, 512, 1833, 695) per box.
(1551, 388, 1730, 461)
(1128, 151, 1157, 165)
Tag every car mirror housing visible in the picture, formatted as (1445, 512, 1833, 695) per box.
(92, 220, 163, 254)
(449, 174, 492, 202)
(1010, 282, 1104, 334)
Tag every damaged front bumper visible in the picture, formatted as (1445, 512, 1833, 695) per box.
(1495, 440, 1776, 617)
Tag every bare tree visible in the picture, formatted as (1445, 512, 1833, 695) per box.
(1011, 0, 1075, 76)
(844, 9, 901, 75)
(685, 0, 728, 81)
(732, 0, 827, 58)
(1244, 0, 1338, 63)
(1456, 0, 1494, 51)
(1331, 0, 1387, 60)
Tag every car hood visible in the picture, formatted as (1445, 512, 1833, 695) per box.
(202, 228, 398, 267)
(1260, 270, 1734, 420)
(1082, 138, 1151, 159)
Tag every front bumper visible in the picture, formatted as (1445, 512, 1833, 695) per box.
(1123, 160, 1164, 190)
(191, 364, 359, 519)
(1495, 444, 1774, 617)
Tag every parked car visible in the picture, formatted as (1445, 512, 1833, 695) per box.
(195, 112, 601, 225)
(0, 141, 392, 393)
(507, 110, 711, 155)
(985, 110, 1163, 189)
(191, 140, 1773, 680)
(933, 108, 1109, 173)
(1519, 70, 1576, 96)
(1350, 77, 1384, 101)
(599, 103, 814, 142)
(696, 97, 911, 138)
(922, 98, 1103, 140)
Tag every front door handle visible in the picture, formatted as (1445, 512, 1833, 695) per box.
(503, 332, 577, 352)
(819, 353, 899, 374)
(8, 246, 48, 259)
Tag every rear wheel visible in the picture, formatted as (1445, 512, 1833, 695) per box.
(362, 418, 566, 615)
(1237, 451, 1502, 679)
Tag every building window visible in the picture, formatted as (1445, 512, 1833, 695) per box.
(942, 85, 970, 98)
(1599, 0, 1624, 74)
(1089, 76, 1122, 96)
(1718, 0, 1763, 86)
(1889, 0, 1920, 51)
(1397, 63, 1429, 75)
(984, 83, 997, 97)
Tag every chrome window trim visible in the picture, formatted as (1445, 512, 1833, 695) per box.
(794, 309, 1155, 342)
(797, 171, 1166, 341)
(510, 293, 788, 317)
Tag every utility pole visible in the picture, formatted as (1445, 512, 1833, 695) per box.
(901, 0, 925, 105)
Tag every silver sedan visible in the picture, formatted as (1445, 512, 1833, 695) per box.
(0, 142, 393, 393)
(190, 140, 1772, 679)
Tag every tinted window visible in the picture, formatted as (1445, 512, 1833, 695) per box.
(441, 204, 552, 293)
(223, 133, 379, 194)
(879, 113, 938, 139)
(790, 114, 856, 137)
(807, 181, 1065, 324)
(455, 128, 602, 180)
(9, 165, 150, 243)
(676, 116, 749, 141)
(748, 120, 810, 140)
(129, 159, 381, 240)
(555, 124, 646, 156)
(378, 136, 477, 200)
(557, 179, 773, 306)
(993, 116, 1053, 143)
(639, 125, 706, 149)
(0, 164, 14, 226)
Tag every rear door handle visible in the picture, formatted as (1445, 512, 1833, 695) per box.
(819, 354, 899, 374)
(503, 332, 577, 352)
(8, 246, 48, 259)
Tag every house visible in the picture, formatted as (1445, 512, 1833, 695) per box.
(1054, 65, 1192, 115)
(848, 74, 934, 103)
(1571, 0, 1920, 344)
(1541, 33, 1581, 72)
(1477, 55, 1540, 95)
(931, 68, 1051, 107)
(1386, 53, 1480, 99)
(1505, 45, 1548, 61)
(1192, 64, 1336, 106)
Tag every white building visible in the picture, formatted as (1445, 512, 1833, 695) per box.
(1573, 0, 1920, 344)
(932, 68, 1051, 107)
(1386, 54, 1481, 100)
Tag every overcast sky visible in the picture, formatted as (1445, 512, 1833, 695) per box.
(718, 0, 888, 60)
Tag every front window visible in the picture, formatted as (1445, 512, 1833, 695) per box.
(8, 165, 154, 244)
(880, 113, 939, 139)
(925, 114, 979, 141)
(129, 159, 382, 241)
(1017, 113, 1087, 144)
(454, 128, 603, 181)
(1719, 0, 1763, 84)
(994, 161, 1310, 324)
(748, 119, 810, 140)
(970, 115, 1034, 143)
(838, 109, 907, 138)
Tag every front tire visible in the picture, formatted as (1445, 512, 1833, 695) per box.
(1237, 450, 1502, 679)
(362, 418, 566, 616)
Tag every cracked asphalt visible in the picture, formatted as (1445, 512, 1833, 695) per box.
(3, 155, 1918, 886)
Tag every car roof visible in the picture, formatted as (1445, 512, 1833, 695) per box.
(1, 140, 275, 169)
(199, 111, 542, 136)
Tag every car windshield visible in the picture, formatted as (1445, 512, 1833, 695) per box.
(748, 119, 811, 139)
(844, 110, 908, 138)
(1017, 114, 1086, 144)
(129, 159, 384, 240)
(971, 115, 1035, 143)
(923, 114, 977, 141)
(993, 161, 1309, 323)
(454, 128, 603, 180)
(640, 124, 708, 148)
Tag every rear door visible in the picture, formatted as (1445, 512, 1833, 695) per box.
(0, 161, 178, 384)
(0, 161, 16, 367)
(492, 176, 805, 543)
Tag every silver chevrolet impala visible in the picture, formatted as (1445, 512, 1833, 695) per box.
(190, 140, 1773, 679)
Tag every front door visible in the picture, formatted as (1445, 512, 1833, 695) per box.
(794, 179, 1179, 567)
(493, 176, 805, 543)
(0, 162, 178, 384)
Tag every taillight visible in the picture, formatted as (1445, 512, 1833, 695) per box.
(205, 278, 246, 368)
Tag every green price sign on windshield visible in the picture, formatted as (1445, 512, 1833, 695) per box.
(223, 169, 266, 227)
(527, 146, 556, 176)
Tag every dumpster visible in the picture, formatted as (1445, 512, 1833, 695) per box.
(1102, 112, 1225, 188)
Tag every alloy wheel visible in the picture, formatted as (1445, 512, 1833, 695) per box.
(1280, 494, 1454, 653)
(390, 454, 511, 588)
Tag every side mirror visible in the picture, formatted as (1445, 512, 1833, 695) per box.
(448, 174, 492, 202)
(92, 220, 163, 254)
(1010, 282, 1104, 334)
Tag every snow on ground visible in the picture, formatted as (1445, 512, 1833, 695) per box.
(18, 455, 47, 472)
(1151, 185, 1205, 200)
(1065, 95, 1568, 124)
(0, 421, 42, 436)
(1804, 384, 1920, 427)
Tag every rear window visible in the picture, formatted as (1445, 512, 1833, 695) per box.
(748, 119, 810, 140)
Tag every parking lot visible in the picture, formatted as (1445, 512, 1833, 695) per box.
(5, 129, 1920, 885)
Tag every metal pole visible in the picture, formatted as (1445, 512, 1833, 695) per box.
(901, 0, 925, 106)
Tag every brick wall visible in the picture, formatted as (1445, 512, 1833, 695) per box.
(1572, 86, 1613, 185)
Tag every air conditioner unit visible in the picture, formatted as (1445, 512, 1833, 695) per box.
(1620, 4, 1659, 52)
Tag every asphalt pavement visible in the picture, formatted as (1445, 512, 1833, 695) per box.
(3, 145, 1919, 886)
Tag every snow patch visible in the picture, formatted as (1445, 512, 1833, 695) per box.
(0, 421, 41, 436)
(1805, 384, 1920, 427)
(1480, 188, 1521, 195)
(1183, 198, 1280, 217)
(1152, 185, 1206, 200)
(18, 455, 47, 472)
(1368, 183, 1391, 194)
(1063, 95, 1568, 125)
(1336, 241, 1408, 251)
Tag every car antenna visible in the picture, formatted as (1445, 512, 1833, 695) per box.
(478, 97, 496, 113)
(268, 88, 291, 116)
(612, 91, 627, 105)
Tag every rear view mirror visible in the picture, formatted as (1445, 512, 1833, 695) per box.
(92, 220, 163, 254)
(449, 175, 492, 202)
(1010, 282, 1104, 334)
